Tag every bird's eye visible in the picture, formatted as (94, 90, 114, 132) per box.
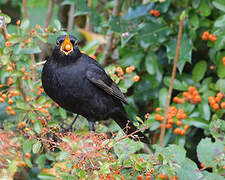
(56, 40, 60, 46)
(70, 40, 78, 46)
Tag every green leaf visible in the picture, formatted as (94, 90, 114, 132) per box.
(33, 141, 42, 154)
(0, 13, 11, 23)
(216, 52, 225, 78)
(214, 15, 225, 27)
(215, 79, 225, 93)
(37, 96, 47, 105)
(38, 173, 56, 180)
(24, 158, 32, 168)
(213, 0, 225, 12)
(159, 88, 168, 108)
(16, 101, 30, 110)
(167, 144, 186, 164)
(163, 77, 188, 91)
(34, 121, 43, 134)
(177, 158, 202, 180)
(203, 173, 225, 180)
(167, 35, 193, 73)
(21, 46, 41, 54)
(192, 61, 207, 82)
(54, 19, 61, 31)
(198, 0, 212, 16)
(57, 151, 69, 161)
(35, 155, 46, 168)
(198, 100, 211, 121)
(59, 107, 67, 119)
(197, 138, 224, 167)
(189, 13, 199, 29)
(100, 162, 111, 174)
(145, 51, 158, 75)
(21, 19, 30, 36)
(23, 140, 32, 153)
(185, 117, 209, 129)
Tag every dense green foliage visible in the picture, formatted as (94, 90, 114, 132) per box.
(0, 0, 224, 179)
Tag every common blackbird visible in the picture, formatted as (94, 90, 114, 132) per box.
(41, 35, 150, 144)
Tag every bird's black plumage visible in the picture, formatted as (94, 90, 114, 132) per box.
(41, 35, 150, 144)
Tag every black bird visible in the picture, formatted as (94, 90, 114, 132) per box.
(41, 35, 150, 144)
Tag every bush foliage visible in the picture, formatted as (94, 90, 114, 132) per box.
(0, 0, 224, 179)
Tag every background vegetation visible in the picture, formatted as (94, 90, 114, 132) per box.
(0, 0, 224, 179)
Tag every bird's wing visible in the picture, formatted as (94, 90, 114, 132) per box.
(86, 66, 128, 105)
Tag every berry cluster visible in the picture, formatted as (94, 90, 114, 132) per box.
(149, 10, 160, 17)
(208, 92, 225, 111)
(173, 86, 201, 104)
(201, 31, 217, 42)
(155, 106, 189, 135)
(114, 66, 140, 82)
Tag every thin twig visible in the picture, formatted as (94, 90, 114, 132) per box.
(39, 0, 56, 61)
(102, 0, 120, 66)
(159, 12, 185, 146)
(67, 3, 75, 32)
(0, 16, 8, 39)
(44, 0, 56, 28)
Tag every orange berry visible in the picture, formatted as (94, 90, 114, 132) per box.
(212, 103, 220, 111)
(216, 92, 223, 99)
(6, 34, 11, 40)
(182, 92, 188, 97)
(184, 124, 189, 130)
(7, 77, 13, 86)
(155, 107, 161, 112)
(208, 96, 214, 102)
(221, 102, 225, 109)
(0, 97, 5, 103)
(166, 123, 172, 129)
(180, 130, 186, 136)
(24, 153, 31, 159)
(137, 175, 143, 180)
(6, 66, 13, 71)
(215, 97, 222, 103)
(6, 106, 12, 111)
(210, 35, 217, 42)
(133, 75, 140, 82)
(176, 120, 182, 126)
(170, 176, 178, 180)
(146, 175, 151, 180)
(5, 41, 12, 47)
(129, 65, 135, 71)
(202, 31, 209, 40)
(156, 173, 168, 179)
(154, 10, 160, 17)
(21, 67, 26, 72)
(173, 96, 179, 103)
(1, 94, 7, 99)
(35, 24, 40, 29)
(188, 86, 196, 94)
(155, 114, 162, 121)
(16, 20, 21, 25)
(116, 66, 124, 76)
(174, 128, 181, 135)
(125, 67, 132, 73)
(7, 99, 13, 104)
(168, 119, 174, 124)
(193, 95, 201, 103)
(149, 10, 155, 15)
(200, 163, 205, 168)
(9, 111, 15, 116)
(209, 65, 214, 70)
(150, 168, 155, 174)
(177, 98, 183, 104)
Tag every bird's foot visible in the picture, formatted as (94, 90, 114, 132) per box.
(59, 115, 79, 134)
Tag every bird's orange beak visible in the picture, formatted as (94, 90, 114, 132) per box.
(60, 35, 73, 55)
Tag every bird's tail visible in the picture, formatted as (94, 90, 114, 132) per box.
(114, 114, 150, 144)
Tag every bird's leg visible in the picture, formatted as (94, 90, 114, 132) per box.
(88, 121, 95, 132)
(61, 114, 79, 133)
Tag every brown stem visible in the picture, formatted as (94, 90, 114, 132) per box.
(67, 3, 75, 32)
(39, 0, 56, 61)
(22, 0, 29, 19)
(102, 0, 120, 66)
(44, 0, 56, 28)
(159, 13, 185, 146)
(0, 16, 8, 40)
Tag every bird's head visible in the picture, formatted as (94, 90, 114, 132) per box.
(54, 35, 81, 58)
